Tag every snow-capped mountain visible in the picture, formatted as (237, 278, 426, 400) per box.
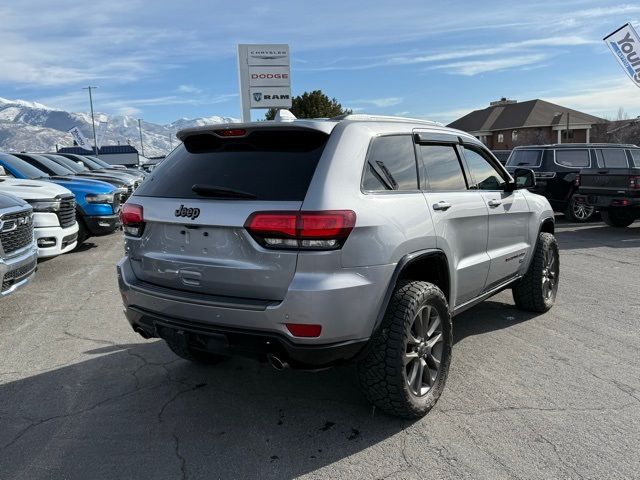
(0, 98, 239, 157)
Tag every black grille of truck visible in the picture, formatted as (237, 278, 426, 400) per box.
(0, 210, 34, 255)
(2, 259, 37, 292)
(56, 195, 76, 228)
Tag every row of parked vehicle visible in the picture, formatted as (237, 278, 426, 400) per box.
(503, 143, 640, 226)
(0, 151, 146, 296)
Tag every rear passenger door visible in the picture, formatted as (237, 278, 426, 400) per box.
(415, 133, 490, 307)
(460, 145, 531, 290)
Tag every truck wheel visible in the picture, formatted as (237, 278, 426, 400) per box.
(357, 281, 452, 418)
(76, 219, 89, 245)
(565, 196, 595, 223)
(601, 209, 635, 228)
(165, 340, 228, 365)
(512, 232, 559, 312)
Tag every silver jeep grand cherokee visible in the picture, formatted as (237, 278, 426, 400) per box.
(117, 114, 558, 418)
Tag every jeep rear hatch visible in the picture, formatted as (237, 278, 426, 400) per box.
(125, 127, 330, 301)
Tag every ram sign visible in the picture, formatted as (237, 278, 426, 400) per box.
(604, 23, 640, 88)
(237, 44, 292, 120)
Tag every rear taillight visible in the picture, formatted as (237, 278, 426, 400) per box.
(630, 175, 640, 190)
(120, 203, 144, 237)
(245, 210, 356, 250)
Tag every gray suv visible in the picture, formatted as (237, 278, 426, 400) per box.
(117, 115, 558, 418)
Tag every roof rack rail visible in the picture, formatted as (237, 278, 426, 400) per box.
(329, 113, 443, 126)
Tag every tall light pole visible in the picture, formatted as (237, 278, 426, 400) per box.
(83, 86, 99, 156)
(138, 118, 145, 157)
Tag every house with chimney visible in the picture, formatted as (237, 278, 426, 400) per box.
(447, 98, 604, 149)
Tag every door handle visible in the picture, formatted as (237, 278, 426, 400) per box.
(433, 201, 452, 211)
(487, 199, 502, 207)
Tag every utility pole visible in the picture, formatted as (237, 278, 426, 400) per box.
(83, 86, 99, 156)
(138, 118, 145, 157)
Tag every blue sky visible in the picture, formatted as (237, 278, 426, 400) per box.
(1, 0, 639, 125)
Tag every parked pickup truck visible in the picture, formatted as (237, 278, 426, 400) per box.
(0, 153, 123, 243)
(576, 145, 640, 227)
(0, 169, 78, 257)
(0, 192, 38, 296)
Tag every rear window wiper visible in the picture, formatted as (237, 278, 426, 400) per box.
(192, 184, 257, 199)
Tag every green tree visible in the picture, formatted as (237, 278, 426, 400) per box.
(265, 90, 351, 120)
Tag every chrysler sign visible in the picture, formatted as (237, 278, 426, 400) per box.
(237, 44, 292, 118)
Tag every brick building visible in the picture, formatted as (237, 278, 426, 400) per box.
(447, 98, 604, 149)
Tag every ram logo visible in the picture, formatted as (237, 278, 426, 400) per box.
(253, 92, 263, 102)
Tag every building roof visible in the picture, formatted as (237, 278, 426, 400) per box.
(58, 145, 139, 155)
(448, 99, 604, 133)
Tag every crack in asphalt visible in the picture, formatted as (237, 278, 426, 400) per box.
(172, 433, 187, 480)
(535, 432, 586, 480)
(441, 402, 638, 416)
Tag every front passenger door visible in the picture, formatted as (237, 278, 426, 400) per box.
(460, 146, 531, 290)
(417, 140, 491, 307)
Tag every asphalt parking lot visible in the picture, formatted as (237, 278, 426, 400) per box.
(1, 220, 639, 480)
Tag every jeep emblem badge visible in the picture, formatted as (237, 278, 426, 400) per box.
(174, 205, 200, 220)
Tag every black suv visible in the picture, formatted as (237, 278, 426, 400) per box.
(505, 144, 610, 222)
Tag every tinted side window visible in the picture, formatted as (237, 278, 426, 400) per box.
(506, 149, 543, 167)
(629, 149, 640, 167)
(363, 135, 418, 191)
(463, 148, 506, 190)
(420, 145, 467, 191)
(555, 150, 590, 168)
(597, 149, 628, 168)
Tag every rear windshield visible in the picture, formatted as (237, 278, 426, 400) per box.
(506, 149, 543, 167)
(135, 129, 328, 201)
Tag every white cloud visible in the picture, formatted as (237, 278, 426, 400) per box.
(116, 106, 142, 116)
(545, 78, 640, 118)
(352, 97, 403, 108)
(430, 54, 551, 76)
(178, 85, 203, 94)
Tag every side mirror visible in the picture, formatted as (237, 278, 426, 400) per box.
(513, 168, 536, 189)
(505, 168, 535, 191)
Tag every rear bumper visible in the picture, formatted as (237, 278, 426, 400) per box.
(126, 306, 368, 368)
(0, 246, 38, 296)
(84, 214, 120, 235)
(117, 257, 395, 366)
(34, 223, 79, 258)
(575, 194, 640, 208)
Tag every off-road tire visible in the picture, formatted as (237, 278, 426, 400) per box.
(357, 281, 452, 418)
(76, 218, 89, 245)
(512, 232, 559, 312)
(601, 209, 635, 228)
(165, 340, 228, 365)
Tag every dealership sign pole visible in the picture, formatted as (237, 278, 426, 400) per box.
(603, 23, 640, 88)
(237, 44, 292, 122)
